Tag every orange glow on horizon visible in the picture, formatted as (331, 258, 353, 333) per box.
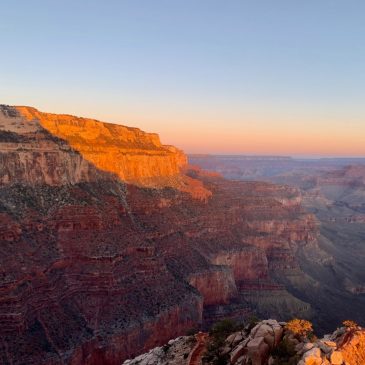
(114, 112, 365, 157)
(9, 101, 365, 158)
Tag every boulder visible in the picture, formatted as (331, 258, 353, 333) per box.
(247, 336, 270, 365)
(272, 325, 283, 346)
(251, 324, 275, 348)
(320, 359, 331, 365)
(230, 344, 246, 364)
(221, 345, 231, 356)
(226, 333, 236, 344)
(230, 332, 245, 347)
(264, 320, 284, 346)
(297, 342, 314, 355)
(302, 347, 322, 365)
(284, 333, 300, 346)
(303, 342, 314, 352)
(323, 340, 336, 348)
(317, 341, 333, 354)
(330, 328, 346, 340)
(295, 342, 305, 352)
(330, 351, 343, 365)
(262, 319, 279, 326)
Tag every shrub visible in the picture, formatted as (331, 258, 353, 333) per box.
(246, 314, 260, 332)
(203, 319, 238, 365)
(285, 319, 313, 338)
(343, 320, 358, 329)
(307, 332, 317, 342)
(162, 344, 170, 353)
(272, 337, 296, 357)
(186, 327, 199, 336)
(210, 319, 237, 339)
(203, 340, 229, 365)
(272, 338, 300, 365)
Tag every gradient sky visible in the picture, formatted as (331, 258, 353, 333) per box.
(1, 1, 365, 156)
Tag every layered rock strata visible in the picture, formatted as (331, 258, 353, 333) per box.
(7, 106, 187, 184)
(0, 105, 319, 365)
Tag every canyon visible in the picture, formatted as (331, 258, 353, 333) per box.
(190, 155, 365, 333)
(0, 106, 363, 365)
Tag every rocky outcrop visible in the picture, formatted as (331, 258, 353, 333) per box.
(122, 319, 285, 365)
(223, 321, 365, 365)
(337, 328, 365, 365)
(122, 336, 196, 365)
(294, 326, 365, 365)
(209, 319, 285, 365)
(126, 320, 365, 365)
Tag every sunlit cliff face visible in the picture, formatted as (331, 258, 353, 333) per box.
(14, 106, 186, 182)
(8, 106, 211, 200)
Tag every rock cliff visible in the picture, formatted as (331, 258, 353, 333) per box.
(1, 105, 190, 188)
(0, 105, 322, 365)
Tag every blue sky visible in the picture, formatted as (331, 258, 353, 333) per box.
(1, 1, 365, 155)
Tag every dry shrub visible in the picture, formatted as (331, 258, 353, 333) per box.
(285, 319, 313, 338)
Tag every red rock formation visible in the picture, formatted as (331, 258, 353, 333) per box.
(188, 267, 238, 305)
(209, 247, 269, 282)
(0, 105, 319, 365)
(337, 328, 365, 365)
(0, 105, 211, 199)
(14, 106, 188, 185)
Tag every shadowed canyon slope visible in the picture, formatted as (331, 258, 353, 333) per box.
(189, 155, 365, 332)
(0, 106, 360, 365)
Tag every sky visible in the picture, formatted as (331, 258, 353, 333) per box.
(1, 0, 365, 157)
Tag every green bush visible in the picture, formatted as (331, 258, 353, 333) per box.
(203, 319, 239, 365)
(246, 315, 260, 332)
(210, 319, 237, 338)
(272, 337, 300, 365)
(272, 337, 296, 358)
(186, 327, 199, 336)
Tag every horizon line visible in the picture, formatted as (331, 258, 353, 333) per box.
(187, 153, 365, 160)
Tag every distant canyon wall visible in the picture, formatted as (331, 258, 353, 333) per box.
(0, 105, 187, 187)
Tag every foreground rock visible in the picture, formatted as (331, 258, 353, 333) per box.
(214, 319, 284, 365)
(122, 336, 195, 365)
(297, 326, 365, 365)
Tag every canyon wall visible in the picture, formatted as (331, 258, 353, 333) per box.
(188, 267, 238, 306)
(189, 154, 365, 334)
(0, 105, 187, 187)
(0, 105, 319, 365)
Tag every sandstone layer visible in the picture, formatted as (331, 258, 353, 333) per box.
(189, 155, 365, 334)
